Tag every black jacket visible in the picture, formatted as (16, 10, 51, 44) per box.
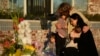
(76, 30, 98, 56)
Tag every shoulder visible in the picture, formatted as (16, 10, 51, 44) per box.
(82, 25, 90, 33)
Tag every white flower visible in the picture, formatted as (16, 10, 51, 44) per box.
(18, 35, 24, 39)
(24, 20, 30, 25)
(22, 37, 32, 45)
(18, 29, 25, 34)
(19, 22, 25, 29)
(17, 20, 32, 45)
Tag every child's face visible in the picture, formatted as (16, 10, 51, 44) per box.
(50, 37, 55, 43)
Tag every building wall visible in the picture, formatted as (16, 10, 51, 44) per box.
(0, 0, 9, 10)
(88, 0, 100, 14)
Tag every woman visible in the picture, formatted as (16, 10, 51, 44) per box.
(70, 13, 98, 56)
(68, 4, 90, 34)
(55, 2, 71, 56)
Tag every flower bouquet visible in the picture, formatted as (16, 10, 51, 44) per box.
(1, 13, 36, 56)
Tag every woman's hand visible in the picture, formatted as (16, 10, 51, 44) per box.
(83, 26, 90, 33)
(55, 23, 62, 29)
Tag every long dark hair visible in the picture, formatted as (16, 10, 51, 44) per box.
(70, 13, 87, 29)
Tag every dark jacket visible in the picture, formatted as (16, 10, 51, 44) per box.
(76, 30, 98, 56)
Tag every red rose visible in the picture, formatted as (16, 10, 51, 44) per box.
(19, 18, 24, 23)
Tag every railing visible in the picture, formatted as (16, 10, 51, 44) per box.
(27, 0, 51, 18)
(0, 19, 100, 31)
(0, 19, 41, 31)
(90, 21, 100, 28)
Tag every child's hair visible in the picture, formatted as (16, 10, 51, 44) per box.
(57, 2, 71, 17)
(50, 32, 55, 38)
(73, 26, 81, 33)
(50, 32, 56, 43)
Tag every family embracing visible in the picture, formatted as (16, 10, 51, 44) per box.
(54, 2, 98, 56)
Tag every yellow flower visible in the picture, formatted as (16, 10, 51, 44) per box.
(9, 54, 14, 56)
(15, 49, 22, 56)
(23, 45, 35, 51)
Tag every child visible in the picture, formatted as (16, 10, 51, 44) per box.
(44, 33, 56, 56)
(64, 26, 81, 56)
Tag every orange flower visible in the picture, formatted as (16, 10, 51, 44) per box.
(3, 40, 11, 48)
(13, 22, 19, 31)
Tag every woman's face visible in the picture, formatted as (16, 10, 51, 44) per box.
(70, 18, 77, 26)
